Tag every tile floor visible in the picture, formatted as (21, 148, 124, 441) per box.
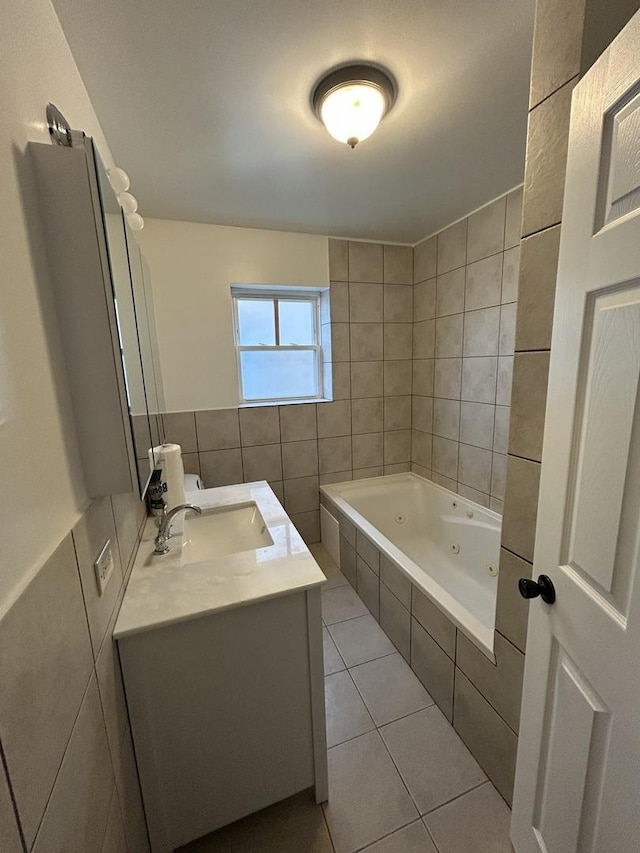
(180, 544, 513, 853)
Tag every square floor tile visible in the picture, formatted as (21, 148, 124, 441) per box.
(323, 731, 418, 853)
(323, 570, 350, 591)
(380, 706, 486, 814)
(328, 615, 396, 667)
(325, 671, 375, 747)
(322, 586, 369, 625)
(179, 789, 333, 852)
(361, 820, 438, 852)
(323, 628, 346, 675)
(349, 654, 433, 726)
(424, 782, 512, 853)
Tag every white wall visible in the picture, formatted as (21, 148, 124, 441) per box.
(0, 0, 114, 610)
(138, 219, 329, 411)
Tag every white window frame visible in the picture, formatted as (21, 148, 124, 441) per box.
(231, 286, 324, 405)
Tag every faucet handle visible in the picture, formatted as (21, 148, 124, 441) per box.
(154, 501, 168, 528)
(154, 503, 203, 555)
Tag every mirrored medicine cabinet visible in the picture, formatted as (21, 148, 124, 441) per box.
(31, 133, 165, 497)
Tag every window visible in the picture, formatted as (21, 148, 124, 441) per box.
(232, 287, 324, 404)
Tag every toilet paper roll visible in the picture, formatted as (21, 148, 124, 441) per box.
(184, 473, 204, 492)
(148, 443, 186, 527)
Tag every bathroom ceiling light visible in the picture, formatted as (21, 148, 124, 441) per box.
(312, 64, 396, 149)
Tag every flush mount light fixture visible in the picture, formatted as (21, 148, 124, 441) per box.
(312, 64, 396, 149)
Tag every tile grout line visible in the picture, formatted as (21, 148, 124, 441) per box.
(520, 219, 562, 241)
(327, 640, 399, 669)
(421, 778, 490, 819)
(375, 715, 426, 827)
(454, 666, 520, 739)
(422, 819, 443, 853)
(328, 582, 429, 837)
(0, 739, 27, 853)
(527, 72, 579, 113)
(325, 671, 376, 751)
(377, 708, 493, 834)
(26, 671, 99, 851)
(500, 543, 533, 566)
(344, 668, 436, 737)
(320, 793, 338, 853)
(352, 819, 437, 853)
(416, 782, 494, 853)
(507, 449, 542, 465)
(323, 610, 374, 629)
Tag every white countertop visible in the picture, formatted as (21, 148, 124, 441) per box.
(114, 481, 326, 640)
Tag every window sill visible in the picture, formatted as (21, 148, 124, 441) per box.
(239, 397, 333, 408)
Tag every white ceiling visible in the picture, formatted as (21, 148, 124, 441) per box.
(52, 0, 535, 244)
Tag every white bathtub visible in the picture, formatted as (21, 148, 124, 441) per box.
(320, 473, 501, 658)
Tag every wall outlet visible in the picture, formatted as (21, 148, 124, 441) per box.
(94, 539, 114, 596)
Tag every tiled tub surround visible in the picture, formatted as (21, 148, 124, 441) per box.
(320, 493, 523, 805)
(320, 474, 501, 658)
(411, 186, 523, 514)
(0, 492, 149, 852)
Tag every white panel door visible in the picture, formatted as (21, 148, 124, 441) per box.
(511, 10, 640, 853)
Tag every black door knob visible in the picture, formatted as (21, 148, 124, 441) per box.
(518, 574, 556, 605)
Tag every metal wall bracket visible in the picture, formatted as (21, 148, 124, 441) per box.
(46, 103, 73, 147)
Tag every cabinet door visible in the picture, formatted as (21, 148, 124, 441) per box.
(31, 141, 137, 497)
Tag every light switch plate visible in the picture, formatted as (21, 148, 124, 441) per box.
(94, 539, 114, 596)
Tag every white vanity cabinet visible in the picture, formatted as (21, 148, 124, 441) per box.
(118, 588, 326, 852)
(114, 482, 328, 852)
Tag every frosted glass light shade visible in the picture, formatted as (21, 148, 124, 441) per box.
(118, 191, 138, 214)
(313, 65, 395, 149)
(320, 83, 386, 148)
(106, 167, 130, 194)
(126, 212, 144, 231)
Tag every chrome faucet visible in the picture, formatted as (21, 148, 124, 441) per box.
(154, 503, 202, 554)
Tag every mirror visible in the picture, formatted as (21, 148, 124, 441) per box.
(93, 141, 165, 492)
(124, 221, 167, 467)
(130, 237, 166, 419)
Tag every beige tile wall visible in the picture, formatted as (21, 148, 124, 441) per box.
(442, 0, 640, 809)
(159, 240, 415, 545)
(156, 207, 520, 547)
(494, 0, 587, 722)
(416, 0, 586, 802)
(411, 187, 523, 514)
(0, 493, 148, 851)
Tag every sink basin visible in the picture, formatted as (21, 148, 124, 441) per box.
(181, 502, 273, 564)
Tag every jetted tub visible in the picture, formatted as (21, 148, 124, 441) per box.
(320, 472, 501, 658)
